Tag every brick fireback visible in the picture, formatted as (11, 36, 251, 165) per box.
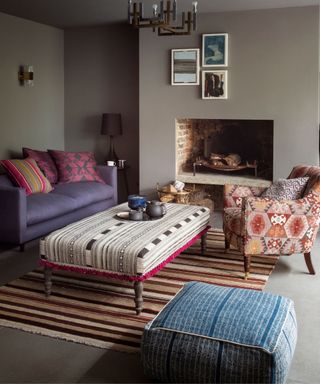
(176, 118, 273, 181)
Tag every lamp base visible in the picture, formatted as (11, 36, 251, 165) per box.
(107, 136, 119, 162)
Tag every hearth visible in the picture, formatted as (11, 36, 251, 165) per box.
(176, 118, 273, 181)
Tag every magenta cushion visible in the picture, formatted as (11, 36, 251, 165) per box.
(23, 147, 58, 184)
(48, 150, 105, 184)
(1, 158, 53, 195)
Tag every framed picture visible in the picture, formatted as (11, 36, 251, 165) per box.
(171, 48, 200, 85)
(202, 33, 228, 67)
(202, 70, 228, 99)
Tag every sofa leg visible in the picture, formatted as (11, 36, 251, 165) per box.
(44, 266, 53, 297)
(244, 255, 251, 280)
(19, 244, 25, 252)
(304, 252, 315, 275)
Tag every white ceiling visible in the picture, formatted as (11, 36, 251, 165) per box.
(0, 0, 318, 28)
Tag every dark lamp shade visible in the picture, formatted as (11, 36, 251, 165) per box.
(101, 113, 122, 136)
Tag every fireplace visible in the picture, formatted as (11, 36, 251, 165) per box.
(176, 119, 273, 181)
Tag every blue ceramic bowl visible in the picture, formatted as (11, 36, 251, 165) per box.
(128, 195, 147, 210)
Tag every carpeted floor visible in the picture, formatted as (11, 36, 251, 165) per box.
(0, 229, 278, 353)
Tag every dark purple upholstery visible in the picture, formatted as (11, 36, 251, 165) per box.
(27, 193, 77, 225)
(0, 166, 117, 245)
(0, 174, 15, 187)
(52, 182, 114, 209)
(0, 185, 26, 244)
(25, 200, 113, 241)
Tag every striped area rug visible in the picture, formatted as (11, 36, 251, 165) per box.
(0, 229, 278, 353)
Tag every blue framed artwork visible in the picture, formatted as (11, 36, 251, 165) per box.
(171, 48, 200, 85)
(202, 33, 228, 67)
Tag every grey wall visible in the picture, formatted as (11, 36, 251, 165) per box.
(139, 6, 319, 194)
(64, 24, 139, 198)
(0, 12, 64, 159)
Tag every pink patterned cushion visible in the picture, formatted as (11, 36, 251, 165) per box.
(1, 158, 53, 195)
(23, 147, 58, 184)
(48, 150, 105, 184)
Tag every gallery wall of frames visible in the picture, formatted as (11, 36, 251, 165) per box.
(171, 33, 228, 99)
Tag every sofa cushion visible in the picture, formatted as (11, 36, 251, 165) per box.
(48, 150, 105, 184)
(23, 147, 58, 184)
(1, 158, 53, 196)
(52, 181, 114, 209)
(27, 193, 77, 225)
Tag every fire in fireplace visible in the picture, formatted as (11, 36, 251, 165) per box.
(176, 119, 273, 180)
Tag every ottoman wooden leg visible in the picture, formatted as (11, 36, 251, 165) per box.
(201, 233, 207, 255)
(134, 281, 143, 315)
(44, 266, 52, 297)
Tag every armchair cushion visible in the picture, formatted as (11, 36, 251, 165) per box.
(224, 184, 268, 209)
(261, 177, 309, 200)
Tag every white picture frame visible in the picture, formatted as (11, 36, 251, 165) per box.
(202, 33, 228, 67)
(171, 48, 200, 85)
(202, 70, 228, 99)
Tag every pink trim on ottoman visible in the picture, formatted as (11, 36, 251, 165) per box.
(39, 226, 210, 282)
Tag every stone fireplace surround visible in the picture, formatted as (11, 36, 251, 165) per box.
(176, 118, 274, 209)
(176, 118, 273, 185)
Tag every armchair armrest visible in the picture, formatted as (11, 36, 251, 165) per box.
(243, 192, 320, 255)
(97, 165, 118, 205)
(223, 184, 268, 209)
(0, 186, 27, 244)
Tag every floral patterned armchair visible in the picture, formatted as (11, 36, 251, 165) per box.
(223, 165, 320, 279)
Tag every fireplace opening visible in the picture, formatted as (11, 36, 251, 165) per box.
(176, 119, 273, 181)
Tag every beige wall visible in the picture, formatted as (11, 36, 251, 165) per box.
(0, 12, 64, 159)
(64, 24, 139, 198)
(139, 6, 319, 195)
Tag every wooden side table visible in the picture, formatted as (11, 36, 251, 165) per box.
(118, 165, 129, 197)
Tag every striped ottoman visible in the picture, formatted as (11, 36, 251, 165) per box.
(40, 203, 210, 314)
(141, 282, 297, 383)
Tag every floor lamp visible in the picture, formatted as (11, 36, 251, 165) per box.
(101, 113, 122, 162)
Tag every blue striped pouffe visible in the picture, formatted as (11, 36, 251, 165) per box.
(141, 282, 297, 383)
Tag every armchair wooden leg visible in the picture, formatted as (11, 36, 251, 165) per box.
(244, 255, 251, 280)
(225, 237, 230, 253)
(304, 252, 315, 275)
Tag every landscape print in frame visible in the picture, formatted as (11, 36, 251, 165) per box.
(171, 48, 200, 85)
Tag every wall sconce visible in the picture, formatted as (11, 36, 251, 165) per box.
(18, 65, 34, 86)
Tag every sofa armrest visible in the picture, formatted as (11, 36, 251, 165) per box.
(97, 165, 118, 204)
(223, 184, 268, 209)
(0, 186, 27, 244)
(243, 192, 320, 255)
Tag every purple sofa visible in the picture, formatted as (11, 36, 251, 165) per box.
(0, 165, 117, 248)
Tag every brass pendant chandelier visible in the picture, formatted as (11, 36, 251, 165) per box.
(128, 0, 198, 36)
